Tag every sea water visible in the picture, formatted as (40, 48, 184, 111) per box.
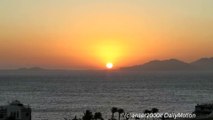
(0, 70, 213, 120)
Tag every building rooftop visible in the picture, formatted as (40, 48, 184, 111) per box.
(9, 100, 24, 106)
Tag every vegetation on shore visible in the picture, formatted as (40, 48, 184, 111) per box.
(66, 107, 160, 120)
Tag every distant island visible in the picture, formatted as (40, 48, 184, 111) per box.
(121, 57, 213, 71)
(17, 67, 46, 71)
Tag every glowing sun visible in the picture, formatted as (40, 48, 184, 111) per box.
(106, 63, 113, 69)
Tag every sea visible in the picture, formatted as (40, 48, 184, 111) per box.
(0, 70, 213, 120)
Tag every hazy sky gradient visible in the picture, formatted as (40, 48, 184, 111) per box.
(0, 0, 213, 69)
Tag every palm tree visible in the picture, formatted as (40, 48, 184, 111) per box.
(94, 112, 103, 120)
(143, 109, 151, 120)
(118, 109, 124, 120)
(151, 108, 159, 120)
(144, 109, 151, 114)
(83, 110, 93, 120)
(111, 107, 118, 120)
(151, 108, 159, 114)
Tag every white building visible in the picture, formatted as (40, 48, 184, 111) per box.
(0, 100, 31, 120)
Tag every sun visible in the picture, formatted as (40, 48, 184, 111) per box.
(106, 63, 113, 69)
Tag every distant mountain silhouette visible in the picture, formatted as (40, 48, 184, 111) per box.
(191, 57, 213, 70)
(121, 58, 213, 71)
(17, 67, 45, 71)
(121, 59, 195, 71)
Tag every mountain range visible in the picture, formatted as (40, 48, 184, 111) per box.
(121, 57, 213, 71)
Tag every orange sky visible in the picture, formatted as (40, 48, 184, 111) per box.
(0, 0, 213, 69)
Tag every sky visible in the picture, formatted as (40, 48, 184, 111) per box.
(0, 0, 213, 69)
